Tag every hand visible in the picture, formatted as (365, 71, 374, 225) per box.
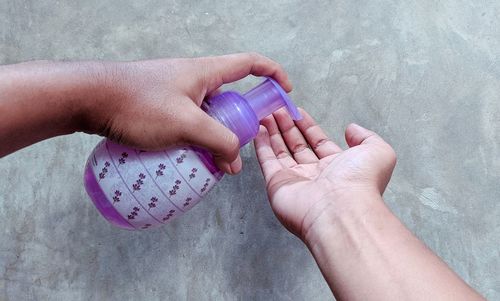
(255, 109, 485, 301)
(83, 53, 292, 174)
(254, 108, 396, 240)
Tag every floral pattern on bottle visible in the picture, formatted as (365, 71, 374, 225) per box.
(200, 178, 211, 193)
(169, 179, 181, 196)
(141, 223, 152, 230)
(162, 209, 176, 222)
(98, 161, 111, 180)
(183, 197, 193, 207)
(176, 152, 187, 164)
(132, 173, 146, 192)
(127, 207, 140, 220)
(148, 197, 159, 209)
(90, 140, 220, 229)
(118, 152, 128, 165)
(189, 168, 198, 180)
(89, 140, 168, 230)
(112, 190, 122, 204)
(155, 163, 166, 178)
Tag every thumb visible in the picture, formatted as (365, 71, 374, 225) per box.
(184, 108, 242, 175)
(200, 52, 293, 93)
(345, 123, 386, 147)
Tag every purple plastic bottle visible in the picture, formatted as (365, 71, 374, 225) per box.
(83, 77, 301, 230)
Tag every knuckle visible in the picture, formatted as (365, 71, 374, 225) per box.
(275, 149, 290, 159)
(389, 148, 397, 164)
(193, 56, 212, 72)
(292, 143, 309, 153)
(269, 63, 280, 74)
(197, 56, 212, 73)
(384, 145, 397, 166)
(313, 138, 329, 149)
(214, 131, 239, 161)
(244, 52, 265, 64)
(225, 132, 240, 154)
(246, 51, 261, 60)
(199, 57, 221, 88)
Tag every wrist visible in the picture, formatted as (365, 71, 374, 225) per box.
(1, 60, 106, 135)
(302, 190, 386, 249)
(0, 60, 125, 156)
(69, 61, 125, 135)
(17, 60, 117, 135)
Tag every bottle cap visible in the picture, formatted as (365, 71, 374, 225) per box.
(244, 77, 302, 121)
(203, 77, 302, 147)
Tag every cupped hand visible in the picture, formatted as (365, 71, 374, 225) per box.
(254, 108, 396, 240)
(84, 53, 292, 174)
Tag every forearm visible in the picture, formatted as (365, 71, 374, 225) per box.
(0, 61, 108, 157)
(305, 194, 484, 301)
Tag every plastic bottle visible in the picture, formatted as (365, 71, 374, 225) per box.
(83, 77, 301, 230)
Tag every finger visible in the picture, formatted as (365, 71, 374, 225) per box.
(260, 115, 297, 168)
(204, 88, 222, 100)
(202, 52, 292, 92)
(182, 105, 242, 175)
(295, 108, 343, 158)
(344, 123, 397, 191)
(254, 125, 283, 183)
(345, 123, 386, 147)
(272, 108, 319, 164)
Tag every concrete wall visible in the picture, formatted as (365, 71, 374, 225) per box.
(1, 1, 499, 300)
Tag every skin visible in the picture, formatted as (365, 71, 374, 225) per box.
(0, 52, 292, 174)
(254, 108, 485, 300)
(0, 53, 485, 299)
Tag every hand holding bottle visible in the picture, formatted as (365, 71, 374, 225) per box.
(0, 53, 292, 175)
(81, 53, 292, 174)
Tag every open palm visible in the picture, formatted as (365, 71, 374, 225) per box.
(254, 108, 396, 239)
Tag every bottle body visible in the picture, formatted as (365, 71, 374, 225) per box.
(84, 140, 223, 230)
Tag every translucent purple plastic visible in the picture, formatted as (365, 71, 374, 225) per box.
(202, 77, 301, 146)
(245, 77, 301, 121)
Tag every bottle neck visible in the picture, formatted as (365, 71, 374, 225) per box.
(202, 92, 259, 147)
(244, 84, 284, 120)
(202, 78, 301, 148)
(243, 77, 302, 121)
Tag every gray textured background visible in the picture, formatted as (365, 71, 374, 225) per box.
(1, 0, 499, 300)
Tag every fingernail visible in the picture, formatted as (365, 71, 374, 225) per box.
(229, 156, 243, 174)
(349, 123, 363, 130)
(218, 161, 232, 174)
